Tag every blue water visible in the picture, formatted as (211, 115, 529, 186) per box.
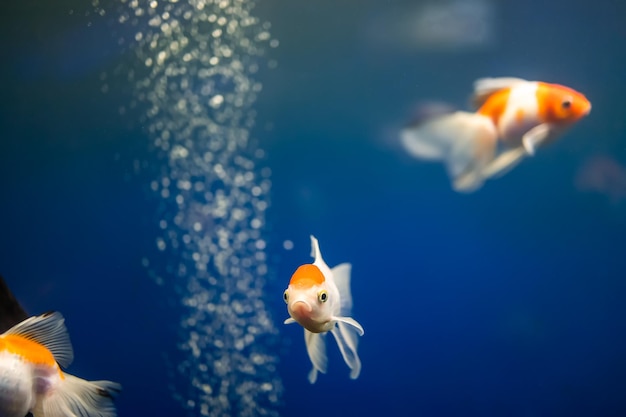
(1, 0, 626, 416)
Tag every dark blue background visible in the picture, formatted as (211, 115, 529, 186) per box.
(1, 1, 626, 416)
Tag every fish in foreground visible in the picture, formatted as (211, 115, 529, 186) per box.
(400, 77, 591, 192)
(0, 311, 121, 417)
(283, 235, 364, 383)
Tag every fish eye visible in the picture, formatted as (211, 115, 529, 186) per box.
(283, 290, 289, 303)
(317, 290, 328, 303)
(561, 98, 572, 109)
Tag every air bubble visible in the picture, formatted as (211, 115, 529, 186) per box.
(107, 0, 282, 414)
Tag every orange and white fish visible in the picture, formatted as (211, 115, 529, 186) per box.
(400, 77, 592, 192)
(0, 311, 121, 417)
(283, 235, 364, 384)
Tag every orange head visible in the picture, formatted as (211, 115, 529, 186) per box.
(287, 264, 325, 289)
(284, 264, 333, 333)
(537, 83, 591, 125)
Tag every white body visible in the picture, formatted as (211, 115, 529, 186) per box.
(0, 350, 36, 417)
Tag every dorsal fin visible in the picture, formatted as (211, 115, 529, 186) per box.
(309, 234, 333, 275)
(471, 77, 528, 109)
(309, 235, 322, 263)
(5, 311, 74, 369)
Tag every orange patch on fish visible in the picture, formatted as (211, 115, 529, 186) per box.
(0, 335, 57, 367)
(289, 264, 325, 288)
(536, 82, 590, 124)
(477, 88, 511, 126)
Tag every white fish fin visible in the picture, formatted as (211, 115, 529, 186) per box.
(309, 235, 321, 260)
(333, 316, 364, 336)
(31, 402, 44, 417)
(309, 234, 328, 267)
(309, 235, 333, 275)
(400, 111, 498, 185)
(521, 123, 553, 156)
(330, 263, 353, 316)
(481, 146, 528, 179)
(471, 77, 528, 108)
(5, 311, 74, 369)
(400, 124, 448, 160)
(37, 373, 121, 417)
(404, 111, 498, 193)
(284, 317, 297, 325)
(304, 330, 327, 384)
(447, 113, 498, 192)
(453, 170, 484, 193)
(330, 321, 362, 380)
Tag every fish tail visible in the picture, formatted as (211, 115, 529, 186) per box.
(35, 373, 121, 417)
(400, 111, 498, 192)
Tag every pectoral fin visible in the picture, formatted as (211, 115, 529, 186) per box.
(481, 146, 528, 179)
(330, 321, 362, 380)
(521, 123, 552, 156)
(284, 318, 296, 325)
(333, 316, 364, 336)
(481, 123, 555, 180)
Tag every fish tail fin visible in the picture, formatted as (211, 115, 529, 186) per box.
(330, 320, 362, 380)
(400, 111, 498, 193)
(304, 330, 327, 384)
(35, 373, 121, 417)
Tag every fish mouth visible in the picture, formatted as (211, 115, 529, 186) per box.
(289, 300, 312, 318)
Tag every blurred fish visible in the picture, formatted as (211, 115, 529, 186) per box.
(0, 281, 121, 417)
(575, 155, 626, 205)
(0, 275, 29, 333)
(283, 236, 364, 383)
(363, 0, 496, 52)
(401, 77, 591, 192)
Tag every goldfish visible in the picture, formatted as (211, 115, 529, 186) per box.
(0, 310, 121, 417)
(400, 77, 591, 192)
(283, 235, 364, 384)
